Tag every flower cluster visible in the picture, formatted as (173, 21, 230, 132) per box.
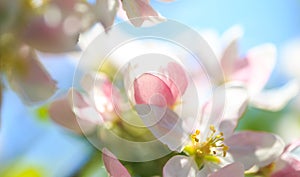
(0, 0, 170, 107)
(49, 46, 299, 176)
(2, 1, 299, 176)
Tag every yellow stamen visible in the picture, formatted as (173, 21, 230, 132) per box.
(183, 125, 229, 169)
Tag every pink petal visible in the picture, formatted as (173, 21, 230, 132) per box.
(273, 139, 300, 176)
(231, 44, 276, 95)
(250, 80, 299, 111)
(121, 0, 163, 27)
(165, 62, 188, 99)
(7, 46, 57, 105)
(208, 162, 244, 177)
(135, 104, 188, 151)
(225, 131, 285, 170)
(163, 155, 197, 177)
(134, 73, 175, 107)
(220, 26, 243, 77)
(49, 89, 100, 134)
(102, 148, 131, 177)
(271, 166, 300, 177)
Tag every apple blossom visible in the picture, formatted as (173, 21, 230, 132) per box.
(134, 78, 285, 176)
(200, 26, 299, 111)
(133, 62, 188, 108)
(49, 72, 120, 133)
(246, 139, 300, 177)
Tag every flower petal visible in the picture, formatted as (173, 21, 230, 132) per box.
(81, 72, 121, 121)
(163, 155, 197, 177)
(231, 44, 276, 95)
(48, 94, 85, 134)
(273, 139, 300, 176)
(250, 80, 299, 111)
(102, 148, 131, 177)
(94, 0, 119, 30)
(49, 89, 100, 134)
(220, 26, 243, 77)
(70, 88, 103, 125)
(121, 0, 163, 27)
(218, 84, 248, 138)
(134, 73, 175, 107)
(272, 144, 300, 177)
(166, 62, 188, 99)
(271, 166, 300, 177)
(208, 162, 244, 177)
(285, 139, 300, 154)
(225, 131, 285, 170)
(200, 83, 248, 138)
(7, 46, 57, 105)
(135, 104, 188, 151)
(123, 63, 136, 105)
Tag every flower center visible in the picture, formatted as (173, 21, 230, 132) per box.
(183, 125, 229, 169)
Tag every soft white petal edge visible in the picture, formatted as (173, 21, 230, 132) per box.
(251, 80, 299, 111)
(163, 155, 197, 177)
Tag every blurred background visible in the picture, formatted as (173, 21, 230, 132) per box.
(1, 0, 300, 176)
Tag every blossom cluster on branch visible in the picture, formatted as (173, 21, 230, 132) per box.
(1, 1, 299, 177)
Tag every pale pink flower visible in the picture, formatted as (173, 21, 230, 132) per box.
(201, 26, 299, 111)
(135, 80, 285, 176)
(153, 106, 284, 177)
(49, 73, 121, 133)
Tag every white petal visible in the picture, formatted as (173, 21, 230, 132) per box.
(163, 155, 197, 177)
(251, 80, 299, 111)
(200, 83, 248, 138)
(69, 88, 103, 124)
(95, 0, 119, 30)
(219, 83, 248, 137)
(200, 29, 222, 59)
(121, 0, 163, 27)
(135, 104, 188, 151)
(220, 25, 244, 77)
(225, 131, 285, 170)
(243, 43, 276, 95)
